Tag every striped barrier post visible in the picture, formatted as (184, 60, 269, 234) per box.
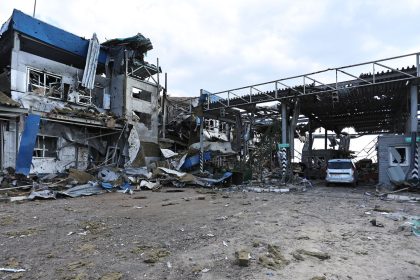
(412, 142, 419, 180)
(281, 147, 287, 183)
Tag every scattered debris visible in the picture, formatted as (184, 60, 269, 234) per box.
(295, 249, 330, 260)
(258, 245, 290, 270)
(140, 180, 160, 190)
(162, 201, 178, 206)
(59, 183, 105, 198)
(68, 168, 95, 184)
(28, 189, 56, 200)
(373, 205, 392, 213)
(384, 194, 420, 203)
(99, 272, 123, 280)
(0, 268, 26, 273)
(143, 249, 170, 263)
(410, 219, 420, 237)
(67, 260, 93, 271)
(370, 219, 384, 227)
(291, 251, 305, 261)
(6, 228, 39, 238)
(80, 221, 107, 235)
(310, 276, 327, 280)
(236, 249, 251, 267)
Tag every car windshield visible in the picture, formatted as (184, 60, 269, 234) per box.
(328, 161, 352, 169)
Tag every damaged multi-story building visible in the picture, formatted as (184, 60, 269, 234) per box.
(0, 9, 161, 175)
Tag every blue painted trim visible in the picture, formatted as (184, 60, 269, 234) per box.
(15, 114, 41, 175)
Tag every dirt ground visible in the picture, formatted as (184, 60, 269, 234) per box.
(0, 183, 419, 280)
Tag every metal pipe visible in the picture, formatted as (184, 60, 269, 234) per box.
(157, 58, 161, 140)
(308, 121, 313, 169)
(199, 89, 205, 173)
(324, 128, 328, 150)
(33, 0, 37, 17)
(163, 72, 167, 139)
(281, 102, 287, 144)
(373, 64, 376, 83)
(0, 122, 4, 170)
(410, 85, 418, 133)
(275, 82, 278, 99)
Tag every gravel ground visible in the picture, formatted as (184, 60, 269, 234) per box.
(0, 183, 419, 280)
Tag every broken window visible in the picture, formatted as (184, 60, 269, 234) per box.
(132, 87, 152, 102)
(33, 135, 58, 158)
(133, 111, 152, 129)
(75, 87, 92, 105)
(389, 146, 409, 166)
(218, 122, 227, 134)
(27, 68, 62, 99)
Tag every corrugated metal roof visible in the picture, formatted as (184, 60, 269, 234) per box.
(0, 91, 20, 107)
(1, 9, 107, 64)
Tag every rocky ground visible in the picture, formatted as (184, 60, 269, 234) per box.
(0, 183, 419, 280)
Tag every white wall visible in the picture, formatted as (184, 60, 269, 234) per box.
(30, 138, 89, 174)
(126, 77, 159, 143)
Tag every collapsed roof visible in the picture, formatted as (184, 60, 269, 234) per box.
(0, 9, 160, 79)
(0, 9, 107, 70)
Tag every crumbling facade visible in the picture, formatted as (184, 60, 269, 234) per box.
(0, 9, 161, 174)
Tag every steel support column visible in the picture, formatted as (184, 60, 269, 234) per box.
(281, 103, 287, 144)
(199, 117, 204, 173)
(409, 85, 418, 179)
(199, 89, 205, 173)
(325, 129, 328, 150)
(281, 102, 287, 183)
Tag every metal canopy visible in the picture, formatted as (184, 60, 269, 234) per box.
(202, 52, 420, 134)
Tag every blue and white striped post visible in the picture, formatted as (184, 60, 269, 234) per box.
(281, 147, 287, 182)
(411, 142, 419, 180)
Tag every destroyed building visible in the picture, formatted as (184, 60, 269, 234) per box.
(0, 9, 161, 175)
(180, 55, 420, 189)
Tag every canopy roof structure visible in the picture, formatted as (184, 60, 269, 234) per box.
(202, 53, 420, 135)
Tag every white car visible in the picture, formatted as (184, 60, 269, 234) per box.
(325, 159, 358, 187)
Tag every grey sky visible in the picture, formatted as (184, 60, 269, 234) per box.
(2, 0, 420, 97)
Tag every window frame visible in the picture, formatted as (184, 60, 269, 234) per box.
(132, 87, 152, 102)
(27, 67, 63, 99)
(389, 146, 410, 167)
(33, 135, 59, 159)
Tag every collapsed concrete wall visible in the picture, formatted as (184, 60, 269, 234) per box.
(125, 77, 160, 167)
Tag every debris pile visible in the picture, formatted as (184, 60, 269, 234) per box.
(0, 146, 241, 202)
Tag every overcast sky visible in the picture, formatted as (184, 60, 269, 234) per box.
(2, 0, 420, 98)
